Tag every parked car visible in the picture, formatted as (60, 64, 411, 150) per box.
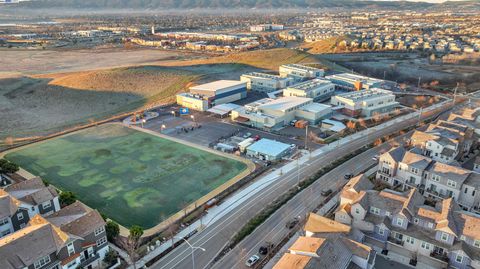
(372, 154, 380, 161)
(245, 255, 260, 267)
(243, 132, 252, 138)
(259, 243, 275, 255)
(321, 189, 332, 197)
(344, 174, 354, 180)
(285, 217, 299, 229)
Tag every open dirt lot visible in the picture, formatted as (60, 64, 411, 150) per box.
(0, 48, 337, 144)
(0, 66, 197, 140)
(0, 48, 194, 77)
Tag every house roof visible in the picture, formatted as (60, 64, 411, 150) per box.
(304, 213, 351, 234)
(427, 162, 470, 184)
(0, 215, 69, 269)
(47, 201, 105, 238)
(5, 177, 58, 206)
(289, 236, 326, 254)
(273, 253, 312, 269)
(455, 210, 480, 240)
(341, 174, 374, 201)
(0, 189, 20, 219)
(341, 237, 372, 259)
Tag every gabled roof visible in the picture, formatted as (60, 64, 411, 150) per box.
(305, 213, 351, 234)
(0, 215, 69, 269)
(289, 236, 326, 254)
(0, 189, 21, 219)
(5, 177, 58, 206)
(273, 253, 312, 269)
(47, 201, 105, 238)
(427, 162, 470, 184)
(435, 199, 459, 236)
(455, 210, 480, 240)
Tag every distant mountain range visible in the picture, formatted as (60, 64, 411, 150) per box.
(11, 0, 480, 9)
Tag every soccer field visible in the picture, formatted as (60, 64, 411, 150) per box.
(5, 124, 248, 229)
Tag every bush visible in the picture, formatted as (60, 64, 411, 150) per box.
(103, 250, 118, 266)
(106, 221, 120, 241)
(0, 159, 19, 174)
(59, 191, 77, 207)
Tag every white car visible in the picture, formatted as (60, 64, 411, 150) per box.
(245, 255, 260, 267)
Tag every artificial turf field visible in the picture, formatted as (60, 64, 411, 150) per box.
(5, 124, 247, 228)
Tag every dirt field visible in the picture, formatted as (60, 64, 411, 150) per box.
(0, 48, 194, 77)
(0, 48, 338, 143)
(0, 66, 197, 140)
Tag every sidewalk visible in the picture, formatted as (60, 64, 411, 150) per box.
(130, 100, 449, 269)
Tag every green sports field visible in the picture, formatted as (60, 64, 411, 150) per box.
(5, 124, 247, 229)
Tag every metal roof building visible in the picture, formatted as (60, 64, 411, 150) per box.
(246, 139, 292, 161)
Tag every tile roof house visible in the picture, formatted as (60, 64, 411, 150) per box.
(0, 201, 108, 269)
(274, 213, 376, 269)
(335, 178, 480, 269)
(0, 189, 30, 238)
(377, 146, 480, 213)
(5, 177, 60, 218)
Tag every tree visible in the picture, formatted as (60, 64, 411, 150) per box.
(103, 249, 118, 266)
(106, 221, 120, 241)
(0, 159, 19, 174)
(127, 225, 144, 269)
(59, 191, 77, 207)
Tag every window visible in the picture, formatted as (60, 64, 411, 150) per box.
(406, 236, 415, 244)
(441, 232, 449, 242)
(34, 255, 51, 269)
(465, 187, 469, 194)
(96, 236, 107, 247)
(474, 240, 480, 248)
(432, 175, 440, 182)
(20, 223, 26, 229)
(428, 222, 434, 229)
(370, 207, 380, 215)
(473, 190, 476, 197)
(94, 226, 105, 236)
(378, 228, 385, 235)
(67, 242, 75, 256)
(42, 201, 51, 210)
(0, 218, 8, 226)
(17, 213, 23, 221)
(421, 242, 431, 250)
(411, 167, 419, 174)
(447, 180, 457, 188)
(1, 230, 10, 237)
(355, 208, 360, 214)
(414, 218, 419, 224)
(396, 218, 404, 227)
(456, 254, 463, 263)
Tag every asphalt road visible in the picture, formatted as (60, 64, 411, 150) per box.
(214, 139, 391, 269)
(150, 103, 451, 269)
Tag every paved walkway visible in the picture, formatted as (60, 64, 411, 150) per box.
(129, 101, 449, 269)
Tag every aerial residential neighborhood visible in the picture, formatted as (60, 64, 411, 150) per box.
(1, 1, 480, 269)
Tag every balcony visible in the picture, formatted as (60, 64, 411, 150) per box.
(387, 236, 404, 246)
(430, 252, 449, 263)
(425, 188, 449, 199)
(80, 253, 100, 267)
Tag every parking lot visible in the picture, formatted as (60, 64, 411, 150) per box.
(142, 105, 321, 151)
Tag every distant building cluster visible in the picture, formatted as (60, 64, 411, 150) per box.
(300, 11, 480, 54)
(249, 24, 284, 32)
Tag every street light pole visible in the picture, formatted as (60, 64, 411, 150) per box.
(174, 237, 206, 269)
